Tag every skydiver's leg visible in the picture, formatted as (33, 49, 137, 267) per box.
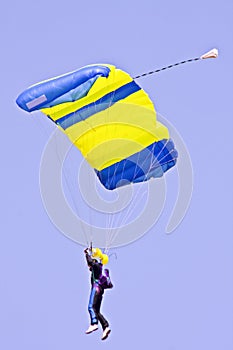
(93, 289, 109, 330)
(88, 286, 98, 325)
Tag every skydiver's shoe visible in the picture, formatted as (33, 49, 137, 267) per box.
(85, 324, 98, 334)
(101, 327, 111, 340)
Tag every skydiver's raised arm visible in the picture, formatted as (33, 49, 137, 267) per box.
(84, 248, 93, 266)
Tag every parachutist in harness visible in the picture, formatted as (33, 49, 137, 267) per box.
(84, 248, 113, 341)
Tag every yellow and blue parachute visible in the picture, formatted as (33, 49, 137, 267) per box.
(16, 64, 178, 190)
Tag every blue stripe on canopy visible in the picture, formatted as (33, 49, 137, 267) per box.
(95, 139, 178, 190)
(56, 81, 141, 130)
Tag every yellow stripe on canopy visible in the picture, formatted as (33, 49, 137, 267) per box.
(66, 101, 168, 170)
(41, 65, 133, 121)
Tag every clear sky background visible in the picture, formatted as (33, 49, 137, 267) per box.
(1, 1, 233, 349)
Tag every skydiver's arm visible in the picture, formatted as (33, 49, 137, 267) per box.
(85, 250, 94, 267)
(84, 249, 102, 276)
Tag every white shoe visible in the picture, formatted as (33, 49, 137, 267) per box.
(101, 327, 111, 340)
(85, 324, 98, 334)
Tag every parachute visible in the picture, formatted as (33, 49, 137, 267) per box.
(16, 64, 178, 190)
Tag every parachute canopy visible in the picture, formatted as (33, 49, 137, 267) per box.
(16, 64, 178, 190)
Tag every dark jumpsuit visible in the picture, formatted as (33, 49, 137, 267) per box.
(85, 253, 109, 330)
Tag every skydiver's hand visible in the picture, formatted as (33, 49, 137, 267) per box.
(84, 248, 89, 254)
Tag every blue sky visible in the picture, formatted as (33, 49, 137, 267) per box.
(1, 0, 233, 349)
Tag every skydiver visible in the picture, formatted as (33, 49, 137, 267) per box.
(84, 248, 113, 341)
